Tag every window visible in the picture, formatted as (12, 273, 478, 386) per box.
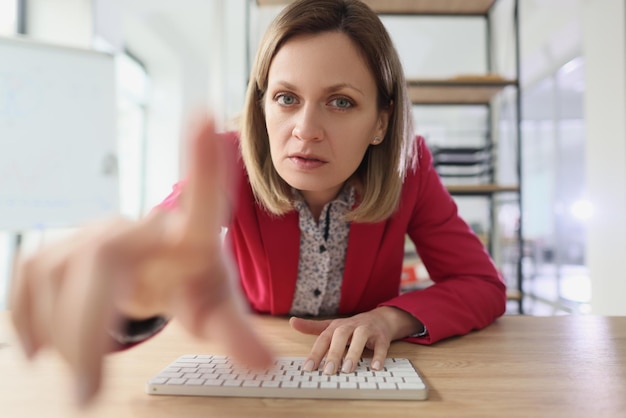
(116, 51, 150, 219)
(519, 56, 589, 314)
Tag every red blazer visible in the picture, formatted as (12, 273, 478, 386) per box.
(158, 133, 506, 345)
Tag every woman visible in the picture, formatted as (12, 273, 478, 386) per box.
(10, 0, 506, 405)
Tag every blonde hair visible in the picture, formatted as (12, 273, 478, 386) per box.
(240, 0, 415, 223)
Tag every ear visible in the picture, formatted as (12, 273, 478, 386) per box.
(375, 101, 393, 142)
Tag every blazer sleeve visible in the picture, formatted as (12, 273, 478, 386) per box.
(379, 139, 507, 344)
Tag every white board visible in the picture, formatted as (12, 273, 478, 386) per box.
(0, 36, 119, 230)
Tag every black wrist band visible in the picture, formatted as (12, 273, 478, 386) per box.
(109, 316, 169, 344)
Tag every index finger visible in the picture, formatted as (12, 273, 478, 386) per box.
(182, 116, 236, 239)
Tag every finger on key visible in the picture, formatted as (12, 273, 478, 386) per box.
(341, 328, 369, 373)
(369, 338, 391, 372)
(321, 326, 352, 375)
(289, 317, 333, 372)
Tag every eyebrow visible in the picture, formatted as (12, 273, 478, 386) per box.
(272, 80, 365, 96)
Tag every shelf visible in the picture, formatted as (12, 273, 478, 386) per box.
(256, 0, 496, 15)
(445, 184, 520, 195)
(506, 289, 522, 301)
(407, 77, 518, 105)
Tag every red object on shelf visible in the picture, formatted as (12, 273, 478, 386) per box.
(401, 264, 418, 285)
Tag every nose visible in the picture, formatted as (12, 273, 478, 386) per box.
(292, 103, 324, 142)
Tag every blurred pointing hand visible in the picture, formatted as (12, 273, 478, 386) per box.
(9, 117, 274, 407)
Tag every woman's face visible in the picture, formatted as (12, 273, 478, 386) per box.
(264, 31, 389, 210)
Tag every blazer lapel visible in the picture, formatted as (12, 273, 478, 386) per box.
(257, 209, 301, 314)
(339, 221, 386, 314)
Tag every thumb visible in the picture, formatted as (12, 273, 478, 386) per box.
(173, 254, 274, 371)
(289, 316, 333, 336)
(206, 297, 274, 370)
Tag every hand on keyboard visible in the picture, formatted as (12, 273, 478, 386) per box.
(289, 306, 424, 375)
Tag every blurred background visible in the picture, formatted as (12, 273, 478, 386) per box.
(0, 0, 623, 317)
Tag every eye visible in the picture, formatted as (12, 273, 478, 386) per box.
(275, 93, 298, 106)
(329, 97, 354, 109)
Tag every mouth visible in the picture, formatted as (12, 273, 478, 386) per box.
(287, 153, 328, 169)
(288, 152, 327, 163)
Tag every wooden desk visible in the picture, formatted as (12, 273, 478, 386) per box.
(1, 312, 625, 418)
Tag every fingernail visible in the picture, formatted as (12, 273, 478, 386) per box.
(341, 359, 353, 374)
(303, 359, 315, 372)
(371, 360, 381, 370)
(323, 361, 335, 375)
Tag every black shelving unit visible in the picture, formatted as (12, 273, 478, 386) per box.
(383, 0, 523, 312)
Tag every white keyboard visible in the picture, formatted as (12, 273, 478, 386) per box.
(147, 355, 428, 400)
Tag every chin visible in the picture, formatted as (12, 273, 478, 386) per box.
(282, 178, 321, 193)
